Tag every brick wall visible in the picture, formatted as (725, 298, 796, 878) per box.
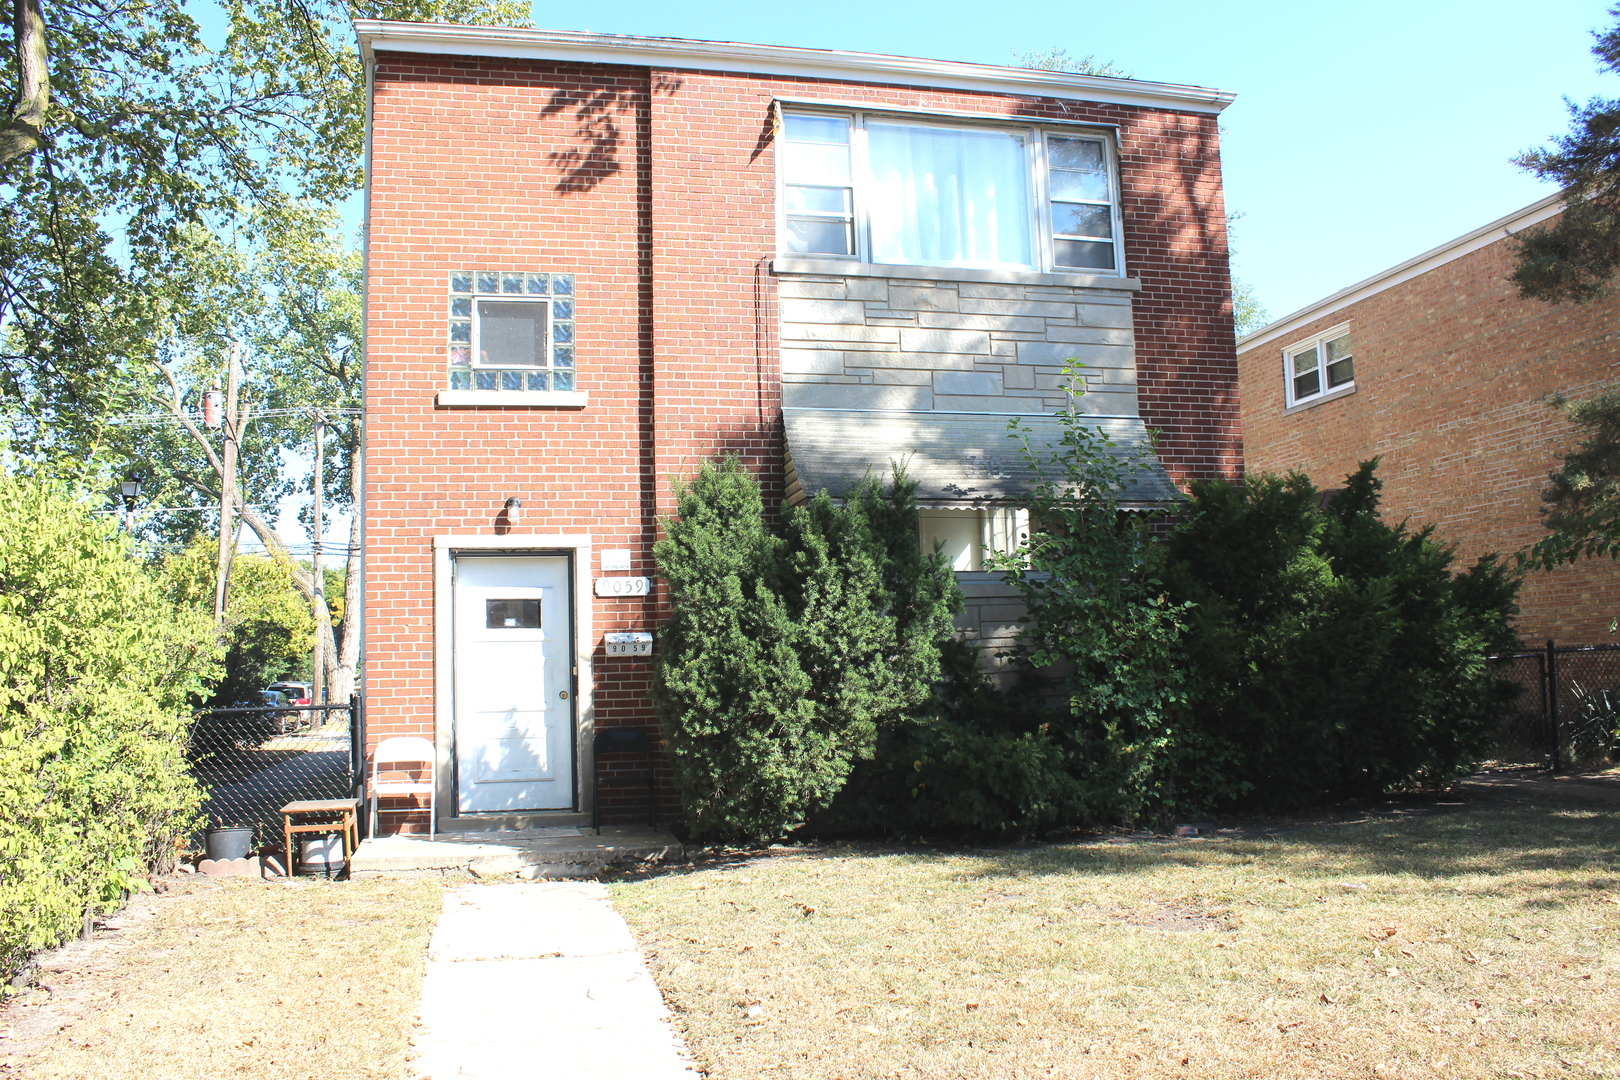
(365, 51, 1239, 828)
(1237, 222, 1620, 645)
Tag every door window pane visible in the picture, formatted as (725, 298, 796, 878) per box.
(486, 599, 541, 628)
(867, 122, 1033, 268)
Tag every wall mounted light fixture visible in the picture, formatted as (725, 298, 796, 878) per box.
(503, 497, 523, 525)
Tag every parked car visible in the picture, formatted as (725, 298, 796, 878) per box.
(257, 689, 298, 737)
(266, 681, 314, 706)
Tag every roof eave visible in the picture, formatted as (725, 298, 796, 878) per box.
(1237, 192, 1567, 353)
(352, 20, 1236, 115)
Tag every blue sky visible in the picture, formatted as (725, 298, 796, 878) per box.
(504, 0, 1615, 324)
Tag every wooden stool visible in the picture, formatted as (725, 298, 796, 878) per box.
(280, 799, 359, 877)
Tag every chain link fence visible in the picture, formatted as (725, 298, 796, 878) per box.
(1488, 642, 1620, 771)
(189, 697, 365, 851)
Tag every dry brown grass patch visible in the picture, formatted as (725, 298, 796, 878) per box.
(611, 801, 1620, 1080)
(0, 875, 443, 1080)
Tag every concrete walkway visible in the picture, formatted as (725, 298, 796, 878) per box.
(410, 881, 699, 1079)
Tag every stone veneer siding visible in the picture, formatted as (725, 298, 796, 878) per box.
(777, 272, 1140, 415)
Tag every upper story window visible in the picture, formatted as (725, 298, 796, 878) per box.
(447, 271, 576, 393)
(779, 110, 1122, 275)
(1284, 323, 1353, 408)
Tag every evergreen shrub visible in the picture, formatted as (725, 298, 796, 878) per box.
(652, 457, 959, 841)
(1159, 461, 1523, 808)
(0, 479, 220, 976)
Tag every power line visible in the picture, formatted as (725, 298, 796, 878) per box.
(0, 406, 361, 428)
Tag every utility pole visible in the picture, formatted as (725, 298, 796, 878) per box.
(214, 341, 243, 625)
(311, 408, 326, 705)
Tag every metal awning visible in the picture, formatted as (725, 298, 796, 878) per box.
(782, 408, 1181, 508)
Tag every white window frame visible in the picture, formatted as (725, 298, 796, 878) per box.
(1282, 322, 1354, 409)
(775, 108, 1125, 277)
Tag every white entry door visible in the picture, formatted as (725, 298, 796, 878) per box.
(453, 555, 574, 812)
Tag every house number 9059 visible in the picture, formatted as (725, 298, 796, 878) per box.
(594, 576, 651, 598)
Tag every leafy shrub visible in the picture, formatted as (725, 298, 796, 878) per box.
(839, 402, 1193, 837)
(1159, 462, 1523, 808)
(652, 458, 959, 841)
(0, 479, 220, 976)
(833, 640, 1085, 837)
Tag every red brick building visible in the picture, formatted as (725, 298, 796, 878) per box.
(356, 21, 1240, 831)
(1237, 195, 1620, 647)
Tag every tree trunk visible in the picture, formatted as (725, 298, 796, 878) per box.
(0, 0, 50, 167)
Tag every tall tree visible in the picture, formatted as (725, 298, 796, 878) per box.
(1511, 6, 1620, 302)
(110, 209, 364, 699)
(0, 0, 529, 441)
(1012, 47, 1131, 79)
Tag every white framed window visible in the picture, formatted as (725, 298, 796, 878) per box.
(1283, 323, 1354, 407)
(447, 271, 576, 393)
(778, 109, 1123, 275)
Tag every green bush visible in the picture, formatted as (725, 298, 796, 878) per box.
(838, 402, 1192, 838)
(833, 641, 1086, 838)
(652, 458, 959, 841)
(1159, 462, 1522, 808)
(0, 479, 219, 976)
(843, 425, 1522, 836)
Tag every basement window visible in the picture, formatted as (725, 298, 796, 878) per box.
(918, 507, 1030, 571)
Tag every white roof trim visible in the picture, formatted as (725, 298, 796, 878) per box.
(1236, 193, 1565, 354)
(353, 21, 1236, 114)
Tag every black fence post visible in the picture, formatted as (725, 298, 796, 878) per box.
(350, 693, 365, 803)
(1546, 638, 1562, 773)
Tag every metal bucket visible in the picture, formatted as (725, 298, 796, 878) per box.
(297, 835, 346, 878)
(205, 826, 254, 862)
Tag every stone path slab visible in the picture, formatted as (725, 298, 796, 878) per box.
(410, 881, 698, 1079)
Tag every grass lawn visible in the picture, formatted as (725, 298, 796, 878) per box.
(611, 800, 1620, 1079)
(0, 876, 443, 1080)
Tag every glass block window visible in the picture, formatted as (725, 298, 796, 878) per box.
(447, 271, 577, 392)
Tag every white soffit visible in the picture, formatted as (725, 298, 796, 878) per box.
(1237, 193, 1566, 354)
(353, 21, 1236, 114)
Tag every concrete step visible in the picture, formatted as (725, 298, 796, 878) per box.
(349, 826, 682, 879)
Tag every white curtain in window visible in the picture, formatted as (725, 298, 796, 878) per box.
(866, 123, 1032, 268)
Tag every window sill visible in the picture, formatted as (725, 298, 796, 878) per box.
(1284, 384, 1355, 414)
(436, 390, 589, 408)
(770, 257, 1141, 292)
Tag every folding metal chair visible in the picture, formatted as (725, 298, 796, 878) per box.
(368, 735, 437, 839)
